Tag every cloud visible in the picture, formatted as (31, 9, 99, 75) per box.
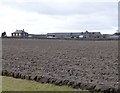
(1, 0, 118, 15)
(0, 0, 118, 36)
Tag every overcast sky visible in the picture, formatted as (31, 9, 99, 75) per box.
(0, 0, 119, 36)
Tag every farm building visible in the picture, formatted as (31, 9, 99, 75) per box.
(83, 31, 102, 39)
(47, 32, 84, 38)
(11, 29, 29, 37)
(28, 34, 47, 38)
(47, 33, 73, 38)
(47, 31, 102, 39)
(102, 34, 119, 39)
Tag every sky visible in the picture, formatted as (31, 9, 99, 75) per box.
(0, 0, 119, 36)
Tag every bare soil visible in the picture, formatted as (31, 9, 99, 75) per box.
(2, 39, 119, 92)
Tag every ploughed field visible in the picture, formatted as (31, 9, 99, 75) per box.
(2, 39, 118, 92)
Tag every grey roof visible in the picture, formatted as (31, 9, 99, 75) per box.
(29, 34, 47, 36)
(12, 30, 28, 34)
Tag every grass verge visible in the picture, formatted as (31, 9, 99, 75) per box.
(1, 76, 89, 92)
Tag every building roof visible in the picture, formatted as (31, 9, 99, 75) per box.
(47, 31, 101, 36)
(12, 29, 28, 34)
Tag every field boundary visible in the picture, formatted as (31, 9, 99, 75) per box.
(2, 70, 118, 93)
(1, 37, 120, 41)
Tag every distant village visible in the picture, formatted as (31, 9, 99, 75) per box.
(1, 29, 120, 39)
